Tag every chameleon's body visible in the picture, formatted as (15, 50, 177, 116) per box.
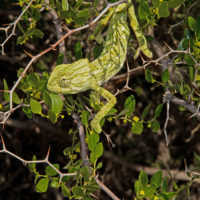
(47, 1, 152, 133)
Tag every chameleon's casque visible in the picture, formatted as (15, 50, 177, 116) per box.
(47, 0, 152, 133)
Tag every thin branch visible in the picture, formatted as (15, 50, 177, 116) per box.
(72, 113, 90, 168)
(44, 0, 67, 63)
(104, 151, 200, 184)
(0, 136, 76, 183)
(168, 0, 200, 33)
(0, 0, 35, 55)
(94, 176, 121, 200)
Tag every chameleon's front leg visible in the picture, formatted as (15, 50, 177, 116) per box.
(90, 83, 116, 133)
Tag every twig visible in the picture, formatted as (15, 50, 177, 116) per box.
(44, 0, 67, 63)
(72, 113, 90, 167)
(104, 151, 200, 184)
(94, 176, 121, 200)
(0, 136, 77, 183)
(168, 0, 200, 32)
(0, 0, 35, 55)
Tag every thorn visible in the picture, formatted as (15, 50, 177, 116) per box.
(59, 175, 63, 184)
(1, 135, 6, 150)
(184, 159, 188, 172)
(50, 44, 57, 51)
(24, 50, 33, 58)
(62, 24, 71, 32)
(163, 42, 172, 51)
(45, 144, 51, 161)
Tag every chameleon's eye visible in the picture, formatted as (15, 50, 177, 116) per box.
(57, 78, 70, 87)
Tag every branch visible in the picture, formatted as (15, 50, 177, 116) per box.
(168, 0, 200, 32)
(0, 0, 35, 55)
(104, 151, 200, 184)
(44, 0, 67, 63)
(0, 136, 76, 183)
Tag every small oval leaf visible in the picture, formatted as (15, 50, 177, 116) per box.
(30, 99, 42, 114)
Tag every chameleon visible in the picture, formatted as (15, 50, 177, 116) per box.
(47, 0, 152, 133)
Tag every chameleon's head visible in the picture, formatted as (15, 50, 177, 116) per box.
(47, 59, 90, 94)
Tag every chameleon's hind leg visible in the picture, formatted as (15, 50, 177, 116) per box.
(91, 83, 116, 133)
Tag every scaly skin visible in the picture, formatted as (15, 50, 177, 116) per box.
(47, 1, 152, 133)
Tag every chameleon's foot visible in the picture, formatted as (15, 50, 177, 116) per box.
(91, 120, 102, 133)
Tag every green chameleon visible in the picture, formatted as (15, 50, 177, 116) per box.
(47, 0, 152, 133)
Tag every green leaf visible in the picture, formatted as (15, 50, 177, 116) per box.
(160, 191, 177, 199)
(3, 79, 20, 104)
(74, 42, 83, 59)
(185, 54, 195, 66)
(48, 110, 57, 123)
(138, 1, 150, 20)
(188, 16, 197, 32)
(144, 185, 157, 198)
(72, 186, 84, 197)
(43, 92, 51, 108)
(17, 22, 25, 34)
(36, 178, 49, 193)
(142, 104, 151, 119)
(88, 133, 99, 151)
(197, 16, 200, 40)
(33, 28, 44, 38)
(61, 184, 71, 197)
(134, 180, 142, 196)
(30, 99, 42, 114)
(62, 0, 68, 11)
(32, 8, 41, 21)
(75, 9, 90, 24)
(139, 170, 148, 187)
(93, 44, 103, 59)
(161, 177, 168, 192)
(81, 166, 90, 182)
(13, 92, 21, 104)
(3, 79, 9, 102)
(49, 0, 55, 6)
(56, 53, 64, 65)
(150, 170, 162, 187)
(45, 164, 59, 176)
(151, 120, 160, 132)
(51, 179, 60, 188)
(96, 162, 103, 169)
(124, 95, 136, 115)
(189, 67, 195, 81)
(81, 110, 88, 127)
(22, 106, 32, 118)
(90, 151, 97, 164)
(178, 38, 190, 50)
(159, 2, 170, 18)
(145, 69, 154, 83)
(152, 0, 160, 7)
(28, 155, 37, 172)
(161, 69, 170, 83)
(154, 103, 163, 118)
(168, 0, 184, 8)
(17, 36, 24, 45)
(50, 93, 63, 114)
(94, 142, 103, 158)
(28, 73, 39, 88)
(132, 121, 143, 135)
